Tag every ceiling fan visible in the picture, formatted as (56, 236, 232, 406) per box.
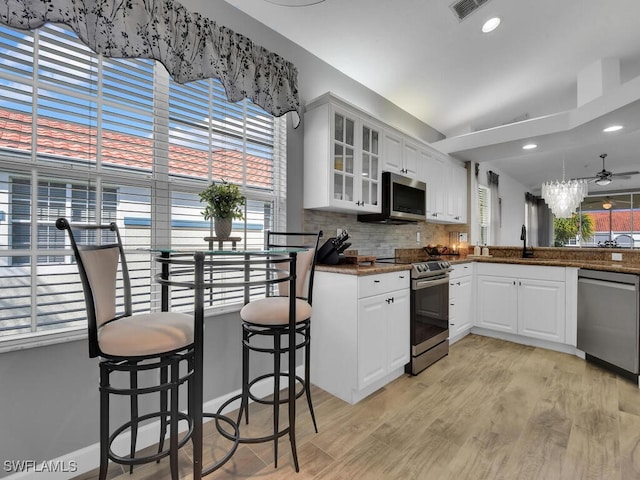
(577, 154, 640, 186)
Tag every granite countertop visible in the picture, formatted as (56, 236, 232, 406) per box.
(316, 263, 411, 276)
(316, 254, 640, 276)
(459, 256, 640, 275)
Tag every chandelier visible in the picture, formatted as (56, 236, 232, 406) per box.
(541, 160, 588, 218)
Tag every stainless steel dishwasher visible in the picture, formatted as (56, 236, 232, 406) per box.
(577, 269, 640, 377)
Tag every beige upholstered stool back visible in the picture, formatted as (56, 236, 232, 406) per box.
(56, 218, 132, 357)
(78, 246, 119, 328)
(276, 248, 315, 299)
(265, 231, 323, 304)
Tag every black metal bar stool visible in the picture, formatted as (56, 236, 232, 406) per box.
(56, 218, 195, 480)
(217, 231, 322, 470)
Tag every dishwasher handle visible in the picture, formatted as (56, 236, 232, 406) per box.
(578, 277, 639, 292)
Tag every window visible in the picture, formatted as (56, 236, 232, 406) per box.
(478, 184, 491, 246)
(0, 23, 287, 347)
(577, 194, 638, 248)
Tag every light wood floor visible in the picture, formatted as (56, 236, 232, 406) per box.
(73, 334, 640, 479)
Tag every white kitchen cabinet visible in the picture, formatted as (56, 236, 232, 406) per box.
(422, 148, 447, 220)
(420, 149, 467, 224)
(449, 263, 474, 342)
(311, 269, 410, 404)
(304, 95, 382, 213)
(518, 278, 565, 342)
(382, 129, 418, 177)
(447, 162, 467, 224)
(358, 288, 410, 389)
(475, 264, 566, 343)
(476, 275, 519, 333)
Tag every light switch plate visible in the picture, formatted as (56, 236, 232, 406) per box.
(612, 252, 622, 261)
(460, 233, 468, 242)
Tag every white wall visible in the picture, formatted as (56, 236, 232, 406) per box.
(469, 161, 528, 247)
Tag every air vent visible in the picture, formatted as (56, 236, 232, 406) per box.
(450, 0, 491, 21)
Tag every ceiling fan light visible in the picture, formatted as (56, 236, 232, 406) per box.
(522, 143, 537, 150)
(603, 125, 623, 133)
(602, 200, 613, 210)
(595, 177, 611, 186)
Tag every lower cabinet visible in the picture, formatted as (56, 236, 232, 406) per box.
(449, 263, 473, 342)
(476, 264, 566, 343)
(357, 289, 410, 389)
(476, 275, 519, 333)
(311, 270, 410, 404)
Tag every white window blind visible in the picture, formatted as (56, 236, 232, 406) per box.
(478, 184, 491, 246)
(0, 23, 287, 347)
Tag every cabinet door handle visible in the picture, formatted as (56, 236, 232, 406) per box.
(399, 275, 405, 279)
(513, 280, 516, 285)
(374, 280, 380, 283)
(457, 282, 461, 286)
(519, 281, 522, 286)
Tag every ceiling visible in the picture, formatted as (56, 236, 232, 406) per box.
(225, 0, 640, 195)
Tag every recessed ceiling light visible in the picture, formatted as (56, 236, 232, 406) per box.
(482, 17, 501, 33)
(603, 125, 623, 133)
(522, 143, 537, 150)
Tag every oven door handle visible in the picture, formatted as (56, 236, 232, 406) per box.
(413, 276, 450, 289)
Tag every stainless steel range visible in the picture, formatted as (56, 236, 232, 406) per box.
(407, 260, 452, 375)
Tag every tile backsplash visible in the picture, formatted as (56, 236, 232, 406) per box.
(303, 209, 450, 258)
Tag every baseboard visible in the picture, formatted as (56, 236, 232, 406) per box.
(4, 365, 305, 480)
(470, 327, 579, 356)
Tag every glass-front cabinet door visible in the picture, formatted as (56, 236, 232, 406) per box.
(333, 110, 355, 205)
(360, 122, 380, 208)
(330, 106, 381, 212)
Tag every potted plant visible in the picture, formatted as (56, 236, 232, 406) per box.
(199, 179, 246, 240)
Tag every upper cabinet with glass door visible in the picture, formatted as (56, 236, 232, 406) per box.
(304, 94, 381, 213)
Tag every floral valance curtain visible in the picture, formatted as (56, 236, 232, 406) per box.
(0, 0, 301, 126)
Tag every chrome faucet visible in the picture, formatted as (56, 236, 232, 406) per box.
(521, 224, 534, 258)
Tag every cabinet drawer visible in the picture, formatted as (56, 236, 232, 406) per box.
(450, 262, 473, 279)
(358, 271, 410, 298)
(476, 263, 565, 282)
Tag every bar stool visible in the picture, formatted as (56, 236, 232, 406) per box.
(56, 218, 195, 480)
(228, 231, 322, 469)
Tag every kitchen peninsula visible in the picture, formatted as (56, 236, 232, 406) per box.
(312, 246, 640, 404)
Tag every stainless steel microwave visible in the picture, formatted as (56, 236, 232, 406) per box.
(358, 172, 427, 223)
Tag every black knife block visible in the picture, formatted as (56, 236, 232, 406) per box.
(317, 236, 351, 265)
